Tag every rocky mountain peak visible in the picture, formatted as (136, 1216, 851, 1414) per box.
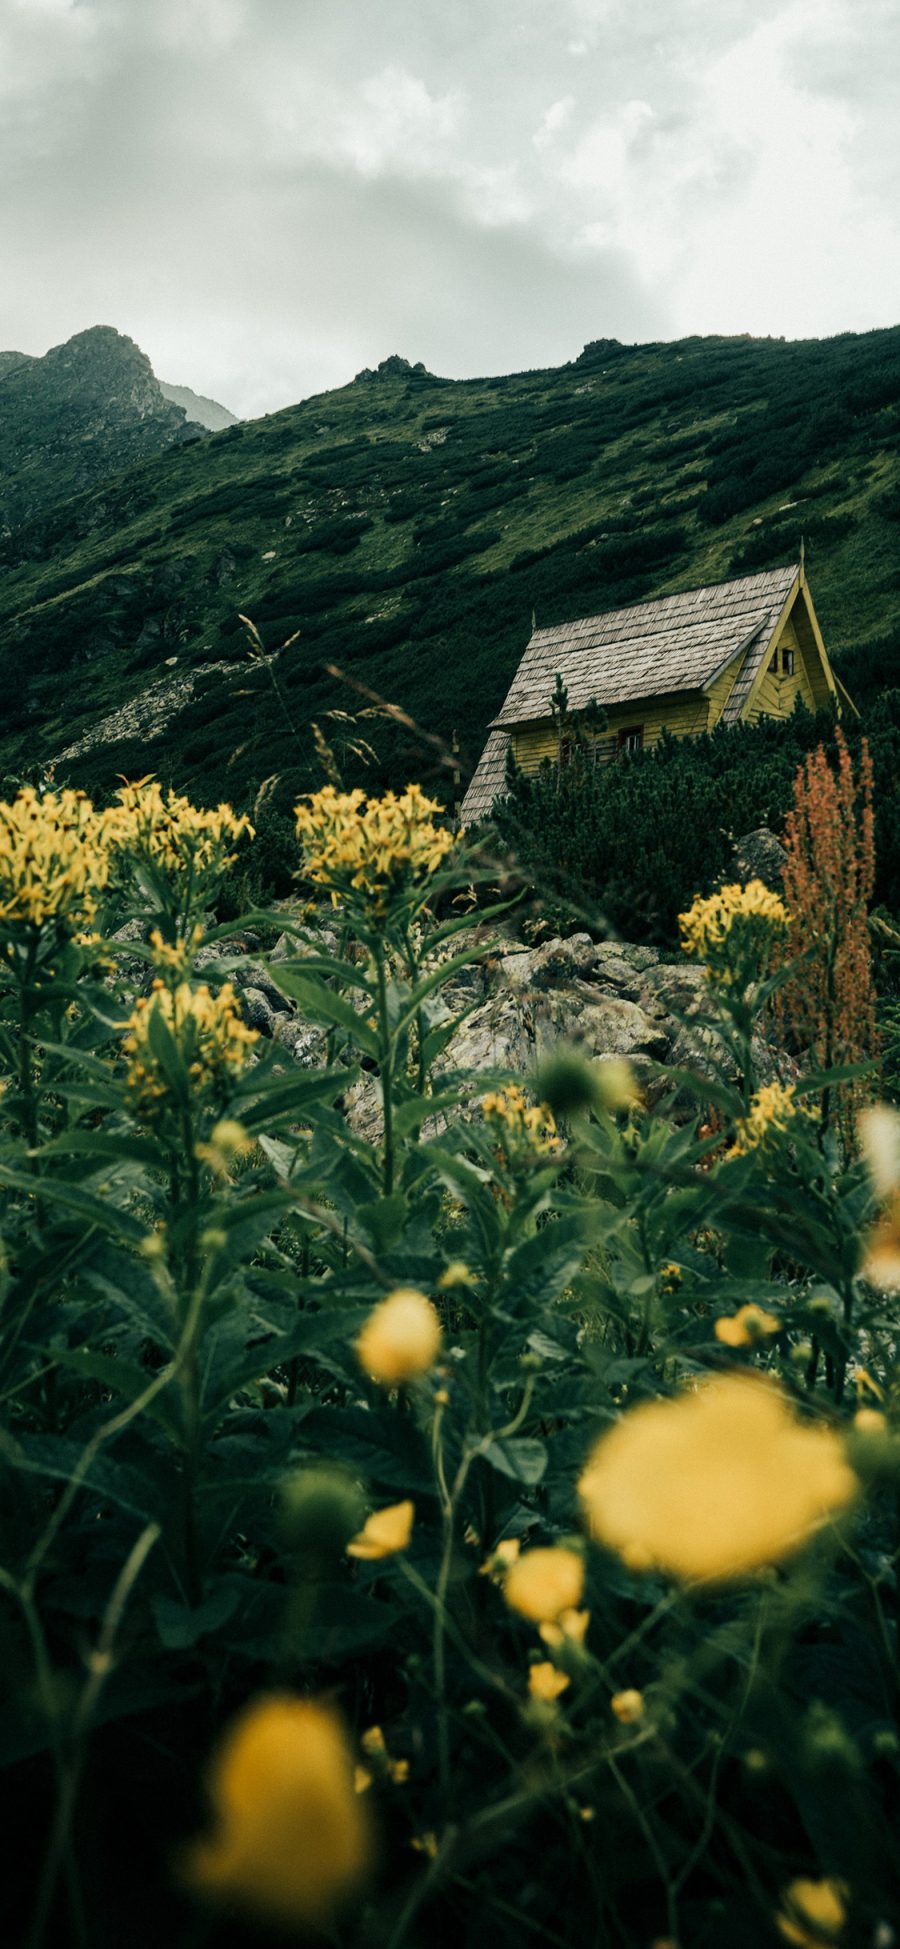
(352, 354, 432, 383)
(0, 325, 203, 540)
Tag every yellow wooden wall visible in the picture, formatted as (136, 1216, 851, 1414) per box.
(511, 692, 711, 773)
(745, 614, 817, 724)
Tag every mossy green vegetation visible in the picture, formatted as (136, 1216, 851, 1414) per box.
(1, 326, 899, 826)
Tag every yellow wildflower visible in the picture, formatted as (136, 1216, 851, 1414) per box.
(0, 786, 113, 935)
(410, 1831, 439, 1859)
(732, 1082, 811, 1158)
(480, 1536, 521, 1580)
(578, 1375, 857, 1584)
(539, 1608, 590, 1649)
(149, 923, 205, 975)
(109, 777, 252, 890)
(503, 1547, 585, 1624)
(294, 782, 457, 914)
(184, 1695, 372, 1927)
(355, 1289, 442, 1384)
(528, 1662, 571, 1702)
(359, 1725, 408, 1784)
(122, 981, 257, 1117)
(679, 879, 789, 991)
(481, 1084, 561, 1158)
(610, 1689, 645, 1724)
(776, 1878, 848, 1947)
(347, 1500, 414, 1560)
(715, 1304, 781, 1347)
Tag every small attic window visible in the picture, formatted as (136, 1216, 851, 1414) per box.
(769, 650, 779, 673)
(782, 648, 795, 676)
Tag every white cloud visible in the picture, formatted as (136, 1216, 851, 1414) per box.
(533, 97, 575, 151)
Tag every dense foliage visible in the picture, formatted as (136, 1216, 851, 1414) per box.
(2, 768, 899, 1949)
(492, 694, 900, 945)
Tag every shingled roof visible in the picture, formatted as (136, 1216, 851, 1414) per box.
(461, 564, 799, 824)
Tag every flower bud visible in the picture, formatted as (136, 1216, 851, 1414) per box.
(281, 1468, 366, 1557)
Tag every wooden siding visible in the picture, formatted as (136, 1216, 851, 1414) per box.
(511, 693, 711, 773)
(705, 660, 741, 729)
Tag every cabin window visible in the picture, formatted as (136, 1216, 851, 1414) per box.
(617, 725, 644, 754)
(769, 651, 779, 673)
(782, 648, 795, 676)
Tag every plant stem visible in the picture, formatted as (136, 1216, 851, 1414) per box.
(375, 939, 395, 1195)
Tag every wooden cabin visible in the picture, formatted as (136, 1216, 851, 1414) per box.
(460, 562, 853, 824)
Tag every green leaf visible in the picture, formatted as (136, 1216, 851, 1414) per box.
(480, 1436, 548, 1485)
(200, 1307, 372, 1415)
(269, 970, 379, 1056)
(299, 1405, 432, 1493)
(152, 1585, 241, 1649)
(51, 1348, 181, 1433)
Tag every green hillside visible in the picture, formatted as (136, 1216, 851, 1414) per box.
(1, 327, 899, 815)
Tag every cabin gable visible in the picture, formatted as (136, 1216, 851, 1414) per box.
(740, 573, 842, 725)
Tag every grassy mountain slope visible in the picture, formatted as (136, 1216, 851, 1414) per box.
(1, 328, 898, 815)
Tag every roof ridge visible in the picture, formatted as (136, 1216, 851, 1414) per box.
(530, 562, 799, 644)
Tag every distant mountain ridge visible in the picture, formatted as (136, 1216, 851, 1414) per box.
(0, 326, 205, 535)
(158, 382, 237, 433)
(0, 323, 898, 819)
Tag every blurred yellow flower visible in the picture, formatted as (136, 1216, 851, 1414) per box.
(195, 1118, 253, 1173)
(858, 1103, 900, 1200)
(503, 1546, 584, 1624)
(539, 1608, 590, 1649)
(355, 1289, 442, 1384)
(679, 879, 789, 991)
(438, 1260, 473, 1288)
(481, 1084, 561, 1158)
(528, 1661, 571, 1702)
(776, 1877, 848, 1947)
(610, 1689, 645, 1724)
(596, 1057, 641, 1111)
(732, 1082, 812, 1158)
(863, 1194, 900, 1291)
(294, 782, 456, 914)
(853, 1408, 888, 1436)
(347, 1500, 414, 1560)
(185, 1695, 371, 1927)
(578, 1375, 857, 1584)
(714, 1304, 781, 1348)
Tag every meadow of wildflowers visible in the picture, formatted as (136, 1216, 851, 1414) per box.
(0, 754, 897, 1948)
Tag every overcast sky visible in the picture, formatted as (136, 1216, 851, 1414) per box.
(2, 0, 899, 418)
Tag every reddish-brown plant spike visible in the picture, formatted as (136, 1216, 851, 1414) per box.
(777, 730, 879, 1146)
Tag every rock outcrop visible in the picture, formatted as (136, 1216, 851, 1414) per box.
(249, 926, 780, 1141)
